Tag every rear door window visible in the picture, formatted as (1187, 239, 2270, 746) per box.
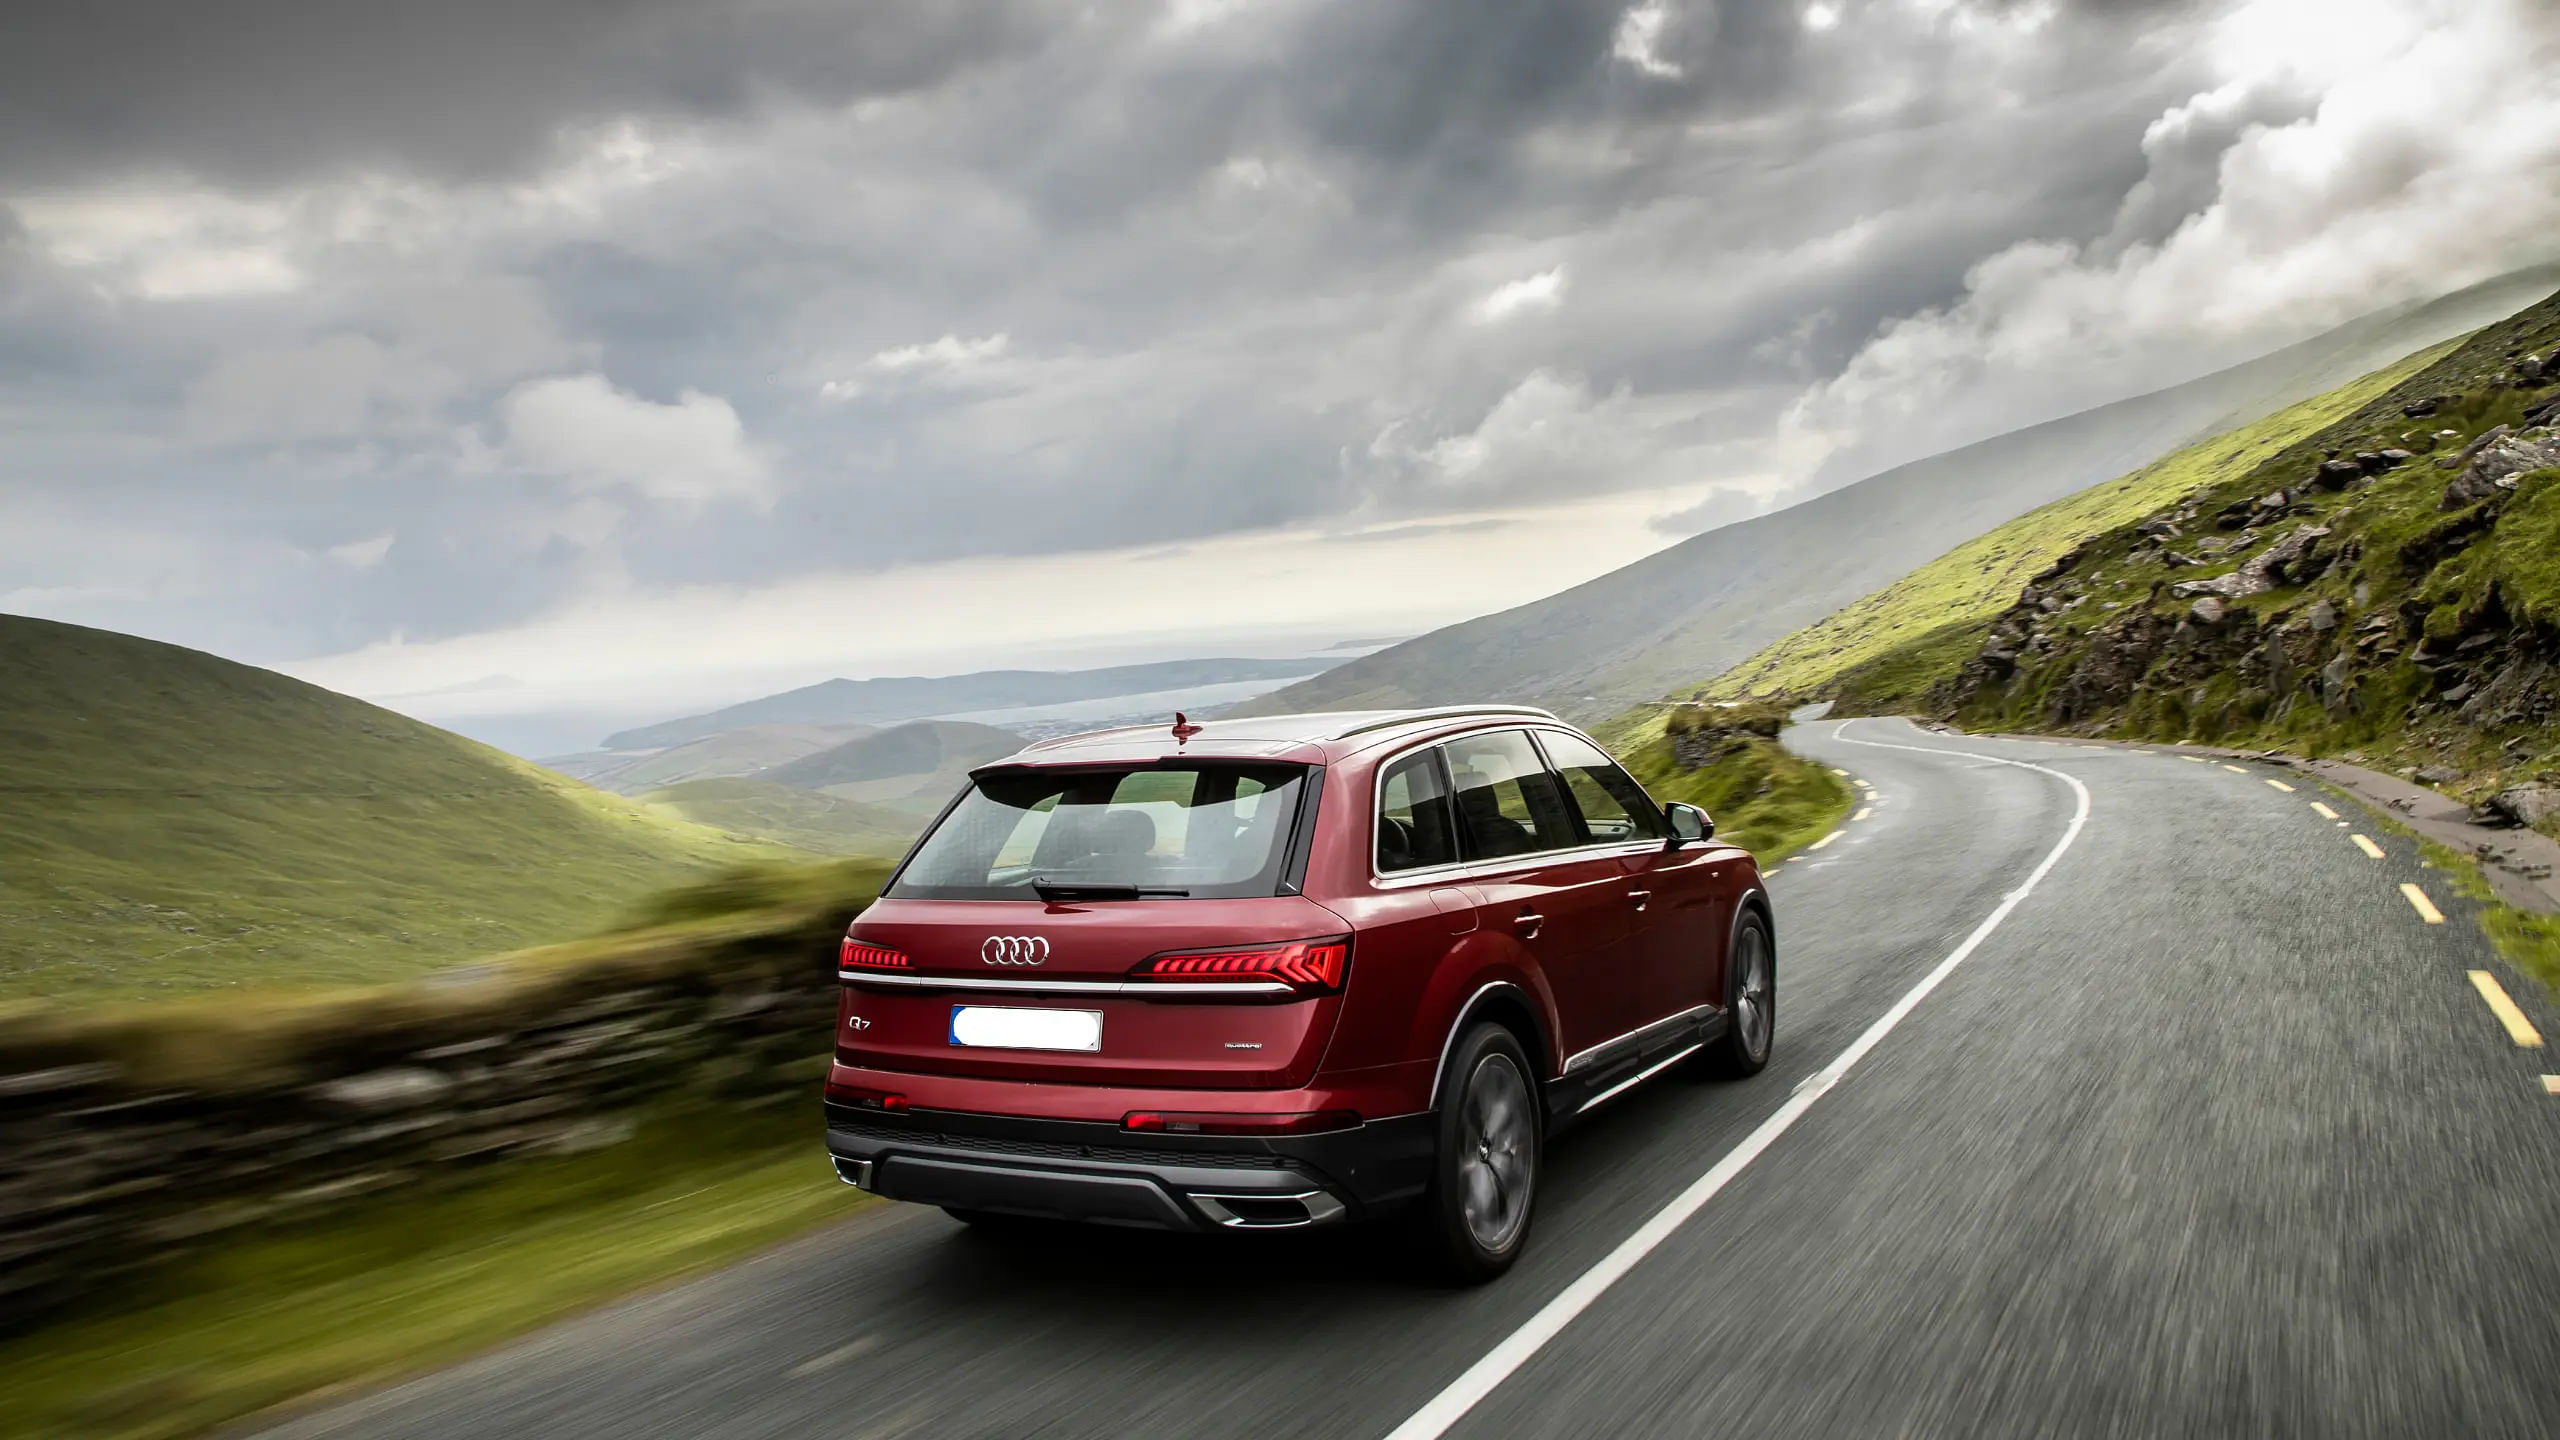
(1376, 749, 1461, 873)
(1538, 730, 1667, 843)
(890, 764, 1309, 900)
(1441, 729, 1578, 860)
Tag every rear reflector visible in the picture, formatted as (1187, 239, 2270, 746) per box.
(1127, 936, 1349, 994)
(825, 1082, 909, 1112)
(1123, 1109, 1361, 1136)
(839, 936, 909, 971)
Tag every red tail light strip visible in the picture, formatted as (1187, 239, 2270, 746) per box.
(1124, 1109, 1361, 1135)
(1126, 936, 1350, 995)
(839, 937, 910, 970)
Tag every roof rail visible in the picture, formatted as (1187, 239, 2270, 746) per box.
(1329, 704, 1560, 741)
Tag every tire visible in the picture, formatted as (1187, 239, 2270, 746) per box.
(1409, 1023, 1541, 1284)
(1702, 909, 1774, 1077)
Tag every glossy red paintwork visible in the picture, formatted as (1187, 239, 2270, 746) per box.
(827, 712, 1759, 1127)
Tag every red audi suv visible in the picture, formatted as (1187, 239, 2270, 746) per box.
(822, 704, 1774, 1279)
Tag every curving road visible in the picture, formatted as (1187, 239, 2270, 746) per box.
(259, 718, 2560, 1440)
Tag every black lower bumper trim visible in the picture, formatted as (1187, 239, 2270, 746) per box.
(823, 1104, 1434, 1233)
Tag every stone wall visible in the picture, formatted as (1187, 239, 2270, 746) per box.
(0, 871, 878, 1331)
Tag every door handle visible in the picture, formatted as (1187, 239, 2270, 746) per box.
(1626, 888, 1652, 910)
(1512, 910, 1544, 938)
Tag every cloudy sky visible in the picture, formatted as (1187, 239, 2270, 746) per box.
(5, 0, 2557, 752)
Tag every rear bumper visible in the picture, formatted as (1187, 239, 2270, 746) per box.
(823, 1103, 1434, 1232)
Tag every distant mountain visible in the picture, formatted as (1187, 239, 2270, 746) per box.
(605, 658, 1333, 750)
(544, 722, 874, 795)
(766, 720, 1024, 815)
(0, 614, 801, 1002)
(639, 778, 926, 859)
(1242, 263, 2560, 723)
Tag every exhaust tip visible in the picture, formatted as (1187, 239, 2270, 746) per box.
(832, 1156, 875, 1189)
(1189, 1190, 1347, 1229)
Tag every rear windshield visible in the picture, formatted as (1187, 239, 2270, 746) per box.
(888, 763, 1312, 901)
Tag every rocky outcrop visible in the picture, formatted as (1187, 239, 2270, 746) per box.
(2440, 426, 2560, 509)
(2169, 524, 2332, 601)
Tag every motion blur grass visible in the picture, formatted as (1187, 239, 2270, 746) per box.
(1696, 340, 2454, 707)
(0, 615, 807, 1003)
(2334, 783, 2560, 999)
(0, 1103, 869, 1440)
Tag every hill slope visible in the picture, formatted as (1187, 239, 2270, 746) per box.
(1787, 283, 2560, 817)
(1244, 265, 2560, 724)
(764, 719, 1021, 791)
(0, 615, 797, 1001)
(638, 778, 926, 859)
(544, 723, 874, 795)
(607, 658, 1328, 751)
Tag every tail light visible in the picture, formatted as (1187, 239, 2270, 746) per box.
(1124, 1109, 1360, 1135)
(1126, 936, 1350, 996)
(839, 935, 909, 974)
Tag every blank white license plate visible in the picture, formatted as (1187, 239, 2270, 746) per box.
(949, 1005, 1103, 1053)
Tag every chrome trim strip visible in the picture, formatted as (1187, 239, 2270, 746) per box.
(1428, 980, 1541, 1099)
(832, 1156, 875, 1188)
(1575, 1043, 1702, 1114)
(1560, 1004, 1718, 1076)
(837, 972, 1293, 997)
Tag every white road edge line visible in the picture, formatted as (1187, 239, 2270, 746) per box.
(1380, 718, 2093, 1440)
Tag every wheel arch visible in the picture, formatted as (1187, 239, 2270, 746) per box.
(1427, 980, 1553, 1111)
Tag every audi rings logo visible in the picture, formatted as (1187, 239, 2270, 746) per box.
(980, 935, 1051, 966)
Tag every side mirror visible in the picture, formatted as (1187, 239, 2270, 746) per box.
(1665, 802, 1712, 847)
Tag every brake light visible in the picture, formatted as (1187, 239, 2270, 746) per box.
(1127, 936, 1349, 994)
(838, 936, 909, 972)
(1123, 1109, 1360, 1135)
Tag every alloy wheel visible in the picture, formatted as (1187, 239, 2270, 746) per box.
(1458, 1053, 1535, 1251)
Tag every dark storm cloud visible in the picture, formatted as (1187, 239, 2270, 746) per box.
(0, 0, 1065, 187)
(17, 0, 2507, 700)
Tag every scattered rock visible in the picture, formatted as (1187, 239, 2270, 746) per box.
(2304, 599, 2338, 632)
(2189, 596, 2228, 626)
(2163, 550, 2202, 567)
(2486, 784, 2560, 829)
(2402, 397, 2443, 418)
(2441, 429, 2560, 509)
(2413, 764, 2461, 786)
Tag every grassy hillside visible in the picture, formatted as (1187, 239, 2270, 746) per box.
(1591, 702, 1854, 863)
(1700, 340, 2459, 705)
(1771, 283, 2560, 822)
(639, 778, 925, 859)
(0, 615, 802, 1001)
(1241, 266, 2560, 725)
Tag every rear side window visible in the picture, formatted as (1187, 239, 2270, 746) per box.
(1540, 730, 1666, 842)
(890, 764, 1309, 900)
(1441, 730, 1576, 860)
(1376, 750, 1460, 873)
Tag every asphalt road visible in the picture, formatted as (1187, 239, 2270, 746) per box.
(257, 718, 2560, 1440)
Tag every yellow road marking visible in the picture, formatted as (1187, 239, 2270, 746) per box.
(2180, 755, 2207, 763)
(2468, 971, 2542, 1046)
(2310, 802, 2340, 820)
(1853, 807, 1872, 821)
(2401, 883, 2445, 924)
(2221, 764, 2249, 774)
(2128, 750, 2153, 756)
(2350, 834, 2386, 859)
(2543, 1075, 2560, 1095)
(2265, 779, 2295, 792)
(1808, 831, 1841, 851)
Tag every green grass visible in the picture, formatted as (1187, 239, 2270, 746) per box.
(2345, 784, 2560, 999)
(1603, 710, 1855, 862)
(639, 777, 924, 859)
(1696, 339, 2459, 705)
(0, 615, 809, 1002)
(0, 1103, 869, 1440)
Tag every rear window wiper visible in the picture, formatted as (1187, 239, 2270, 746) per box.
(1030, 879, 1192, 902)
